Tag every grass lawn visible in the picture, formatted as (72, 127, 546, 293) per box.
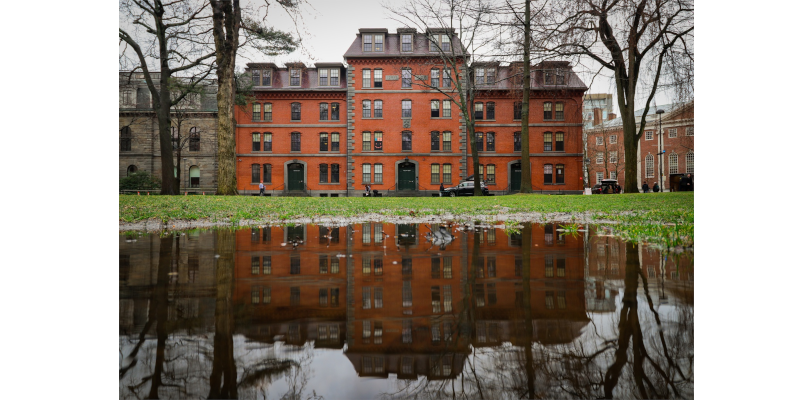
(120, 192, 693, 247)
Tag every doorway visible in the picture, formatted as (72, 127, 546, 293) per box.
(288, 163, 304, 191)
(398, 162, 416, 190)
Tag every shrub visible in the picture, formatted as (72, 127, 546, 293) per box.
(120, 171, 161, 191)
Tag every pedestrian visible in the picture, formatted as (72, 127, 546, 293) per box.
(439, 183, 445, 197)
(365, 184, 371, 197)
(259, 181, 265, 196)
(642, 182, 649, 193)
(615, 184, 621, 194)
(686, 174, 693, 191)
(679, 174, 693, 191)
(653, 182, 660, 192)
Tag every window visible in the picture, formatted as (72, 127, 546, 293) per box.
(252, 103, 261, 121)
(645, 131, 653, 140)
(291, 132, 301, 151)
(189, 128, 199, 151)
(543, 102, 552, 119)
(402, 100, 412, 118)
(252, 132, 261, 151)
(686, 151, 694, 173)
(555, 132, 564, 151)
(363, 34, 372, 51)
(609, 151, 617, 164)
(514, 132, 521, 151)
(431, 100, 440, 118)
(487, 68, 496, 84)
(362, 164, 371, 183)
(443, 69, 451, 87)
(362, 100, 371, 118)
(596, 172, 604, 184)
(646, 154, 654, 178)
(120, 127, 131, 151)
(264, 133, 272, 151)
(555, 102, 564, 119)
(597, 152, 604, 164)
(320, 133, 329, 151)
(362, 69, 371, 88)
(514, 102, 522, 120)
(402, 131, 412, 151)
(362, 132, 371, 151)
(252, 69, 272, 86)
(319, 69, 328, 86)
(320, 103, 328, 120)
(429, 131, 441, 152)
(474, 102, 484, 120)
(319, 68, 338, 86)
(331, 164, 340, 183)
(610, 134, 617, 144)
(669, 153, 678, 174)
(402, 34, 413, 51)
(486, 164, 495, 184)
(556, 164, 564, 184)
(374, 131, 383, 150)
(126, 165, 137, 176)
(545, 69, 565, 85)
(486, 102, 495, 119)
(331, 102, 340, 120)
(442, 100, 451, 117)
(251, 164, 260, 183)
(374, 69, 382, 88)
(544, 164, 553, 184)
(609, 171, 617, 180)
(320, 163, 328, 183)
(443, 131, 451, 151)
(290, 68, 301, 86)
(669, 128, 677, 138)
(331, 132, 339, 152)
(330, 68, 339, 85)
(476, 132, 484, 151)
(263, 164, 272, 183)
(686, 127, 694, 136)
(486, 132, 495, 151)
(431, 69, 439, 87)
(431, 164, 440, 184)
(544, 132, 552, 152)
(291, 102, 301, 120)
(402, 69, 412, 88)
(429, 33, 451, 52)
(443, 164, 452, 183)
(475, 68, 485, 85)
(263, 103, 272, 122)
(375, 164, 383, 184)
(171, 127, 179, 150)
(374, 100, 383, 118)
(374, 34, 383, 51)
(596, 136, 603, 145)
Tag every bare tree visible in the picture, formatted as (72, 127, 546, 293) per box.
(210, 0, 299, 195)
(119, 0, 216, 194)
(586, 123, 625, 187)
(385, 0, 496, 195)
(534, 0, 694, 193)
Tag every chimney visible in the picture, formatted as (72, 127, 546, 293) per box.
(593, 108, 603, 126)
(608, 112, 616, 120)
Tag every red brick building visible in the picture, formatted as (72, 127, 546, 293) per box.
(585, 101, 694, 191)
(236, 28, 587, 196)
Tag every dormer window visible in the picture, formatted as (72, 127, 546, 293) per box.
(318, 68, 339, 86)
(363, 34, 384, 52)
(429, 33, 451, 52)
(251, 69, 272, 86)
(290, 68, 301, 86)
(401, 34, 413, 52)
(544, 69, 566, 85)
(475, 68, 485, 85)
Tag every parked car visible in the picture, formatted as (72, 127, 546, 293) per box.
(443, 181, 490, 197)
(592, 179, 619, 194)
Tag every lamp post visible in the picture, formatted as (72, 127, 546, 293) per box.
(183, 158, 187, 191)
(656, 109, 665, 192)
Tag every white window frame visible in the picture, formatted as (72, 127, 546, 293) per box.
(609, 135, 617, 144)
(669, 153, 678, 174)
(686, 152, 694, 174)
(596, 153, 604, 164)
(645, 154, 654, 178)
(595, 172, 604, 184)
(686, 127, 694, 136)
(609, 171, 617, 180)
(609, 151, 617, 164)
(645, 131, 653, 141)
(596, 136, 603, 145)
(668, 128, 677, 138)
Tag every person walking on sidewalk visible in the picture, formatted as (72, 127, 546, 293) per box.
(259, 181, 265, 196)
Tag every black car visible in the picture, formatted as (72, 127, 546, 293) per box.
(592, 179, 619, 194)
(443, 181, 490, 197)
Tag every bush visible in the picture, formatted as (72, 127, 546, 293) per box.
(120, 171, 161, 191)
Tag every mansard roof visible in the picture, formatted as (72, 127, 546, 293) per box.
(344, 28, 468, 58)
(244, 62, 347, 91)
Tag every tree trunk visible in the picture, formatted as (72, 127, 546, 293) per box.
(621, 105, 639, 194)
(468, 119, 482, 196)
(519, 0, 533, 193)
(212, 0, 240, 195)
(157, 108, 177, 195)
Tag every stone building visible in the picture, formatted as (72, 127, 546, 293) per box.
(119, 72, 219, 192)
(235, 27, 588, 196)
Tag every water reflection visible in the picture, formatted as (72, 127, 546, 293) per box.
(120, 222, 693, 399)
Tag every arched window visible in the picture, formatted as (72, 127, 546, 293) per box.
(252, 132, 261, 151)
(291, 102, 301, 120)
(189, 166, 200, 188)
(686, 151, 694, 174)
(263, 164, 272, 183)
(669, 152, 679, 174)
(544, 164, 553, 184)
(646, 154, 654, 178)
(120, 126, 132, 151)
(189, 127, 199, 151)
(126, 165, 137, 176)
(555, 164, 564, 184)
(543, 102, 553, 120)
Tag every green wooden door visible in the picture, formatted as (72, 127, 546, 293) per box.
(510, 163, 521, 191)
(398, 163, 416, 190)
(288, 164, 304, 191)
